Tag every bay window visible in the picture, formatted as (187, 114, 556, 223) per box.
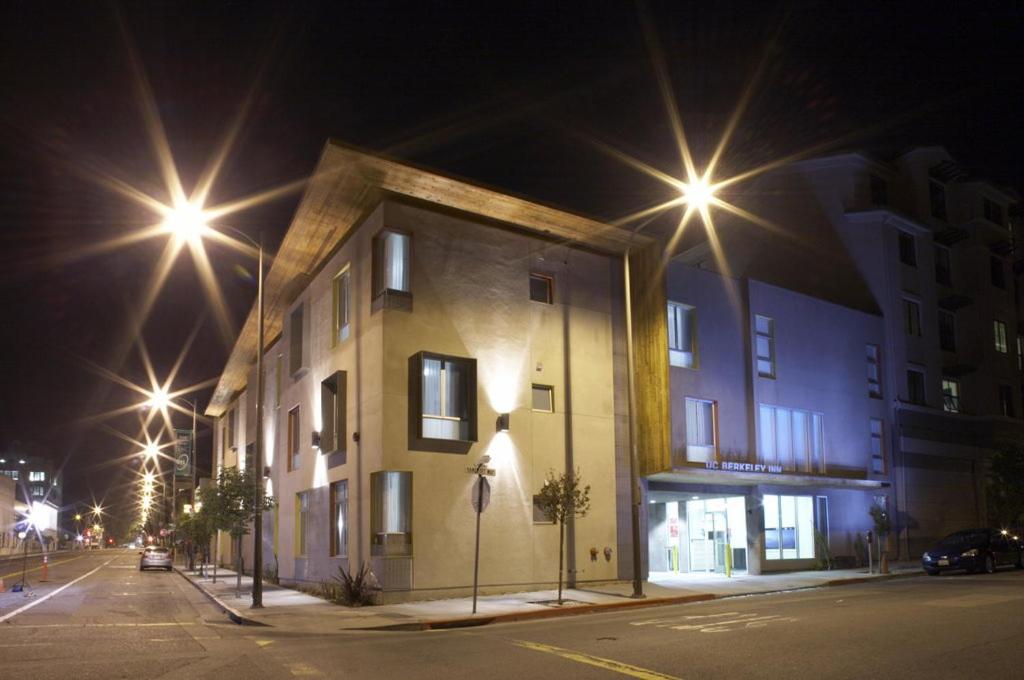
(409, 352, 477, 452)
(370, 471, 412, 557)
(372, 229, 411, 309)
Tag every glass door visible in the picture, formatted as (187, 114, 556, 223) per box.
(709, 511, 729, 574)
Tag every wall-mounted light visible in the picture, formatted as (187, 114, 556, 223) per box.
(496, 413, 510, 432)
(311, 431, 321, 448)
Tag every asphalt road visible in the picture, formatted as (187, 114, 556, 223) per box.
(1, 549, 1022, 679)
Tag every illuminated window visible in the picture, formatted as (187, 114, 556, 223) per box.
(667, 302, 697, 368)
(29, 471, 45, 482)
(287, 407, 301, 472)
(994, 320, 1009, 354)
(866, 344, 882, 398)
(764, 494, 815, 560)
(684, 398, 716, 463)
(758, 404, 824, 473)
(754, 315, 775, 378)
(529, 273, 553, 304)
(411, 353, 476, 446)
(372, 230, 410, 297)
(370, 471, 412, 557)
(332, 267, 351, 344)
(942, 379, 961, 413)
(870, 419, 885, 474)
(295, 491, 310, 557)
(330, 480, 348, 557)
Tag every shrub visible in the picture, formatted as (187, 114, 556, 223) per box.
(331, 562, 381, 606)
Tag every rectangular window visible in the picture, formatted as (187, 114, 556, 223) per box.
(667, 302, 697, 368)
(754, 315, 775, 378)
(903, 299, 922, 337)
(320, 371, 347, 463)
(1017, 336, 1023, 371)
(942, 378, 961, 413)
(330, 480, 349, 557)
(370, 471, 412, 557)
(372, 230, 410, 296)
(764, 494, 815, 560)
(529, 273, 553, 304)
(684, 397, 716, 463)
(420, 356, 473, 441)
(532, 495, 555, 524)
(28, 471, 45, 482)
(994, 320, 1009, 354)
(332, 267, 351, 344)
(296, 491, 310, 557)
(983, 197, 1004, 226)
(275, 354, 283, 408)
(226, 408, 236, 451)
(991, 256, 1006, 289)
(531, 384, 554, 412)
(289, 305, 305, 375)
(287, 406, 301, 472)
(898, 231, 916, 267)
(934, 245, 951, 286)
(814, 496, 830, 543)
(907, 369, 926, 406)
(938, 311, 956, 352)
(870, 418, 885, 474)
(999, 385, 1014, 418)
(758, 404, 825, 473)
(929, 180, 947, 220)
(870, 174, 888, 206)
(866, 344, 882, 398)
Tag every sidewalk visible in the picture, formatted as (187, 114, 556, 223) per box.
(175, 561, 923, 632)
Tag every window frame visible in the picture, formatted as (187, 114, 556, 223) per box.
(758, 403, 825, 473)
(994, 319, 1009, 354)
(531, 384, 554, 413)
(897, 231, 917, 267)
(938, 310, 956, 352)
(330, 479, 349, 558)
(296, 490, 310, 557)
(529, 273, 554, 304)
(683, 397, 718, 463)
(941, 378, 961, 413)
(287, 406, 301, 472)
(332, 266, 352, 345)
(870, 418, 885, 474)
(320, 371, 347, 467)
(763, 494, 816, 561)
(288, 303, 308, 377)
(371, 228, 412, 311)
(370, 471, 413, 557)
(866, 344, 882, 398)
(902, 298, 922, 337)
(408, 351, 478, 454)
(906, 368, 926, 406)
(754, 314, 776, 379)
(934, 244, 952, 286)
(667, 301, 698, 369)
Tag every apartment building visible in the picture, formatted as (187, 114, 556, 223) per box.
(0, 451, 62, 526)
(208, 141, 645, 599)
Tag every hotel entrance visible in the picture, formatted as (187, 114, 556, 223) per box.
(648, 493, 748, 576)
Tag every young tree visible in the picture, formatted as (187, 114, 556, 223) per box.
(988, 445, 1024, 528)
(203, 467, 276, 595)
(178, 506, 214, 574)
(535, 467, 591, 604)
(869, 504, 891, 574)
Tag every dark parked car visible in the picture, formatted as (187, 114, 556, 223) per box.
(922, 529, 1023, 576)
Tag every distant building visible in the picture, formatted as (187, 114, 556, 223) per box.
(0, 476, 15, 551)
(0, 450, 62, 531)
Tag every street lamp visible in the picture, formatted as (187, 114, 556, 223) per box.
(163, 204, 267, 609)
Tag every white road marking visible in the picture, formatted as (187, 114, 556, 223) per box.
(0, 557, 115, 624)
(630, 611, 798, 633)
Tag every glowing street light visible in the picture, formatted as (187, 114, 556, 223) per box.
(162, 200, 210, 246)
(680, 175, 717, 212)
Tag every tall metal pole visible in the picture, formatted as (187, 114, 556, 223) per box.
(252, 235, 265, 608)
(471, 473, 483, 614)
(623, 251, 645, 599)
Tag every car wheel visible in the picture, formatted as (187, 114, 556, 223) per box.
(983, 554, 996, 574)
(925, 568, 940, 576)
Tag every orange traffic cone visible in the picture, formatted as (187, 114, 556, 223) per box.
(39, 556, 49, 582)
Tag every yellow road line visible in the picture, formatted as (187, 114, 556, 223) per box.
(11, 622, 197, 628)
(513, 640, 683, 680)
(0, 554, 89, 580)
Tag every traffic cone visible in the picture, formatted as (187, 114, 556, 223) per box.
(40, 556, 49, 582)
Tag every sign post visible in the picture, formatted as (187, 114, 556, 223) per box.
(468, 456, 496, 614)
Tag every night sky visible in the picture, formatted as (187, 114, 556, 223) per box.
(1, 1, 1021, 536)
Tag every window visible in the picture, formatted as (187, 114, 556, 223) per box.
(758, 404, 824, 473)
(31, 486, 44, 497)
(332, 267, 351, 344)
(370, 471, 412, 557)
(866, 344, 882, 398)
(902, 299, 922, 337)
(929, 180, 947, 220)
(531, 384, 554, 412)
(409, 352, 477, 451)
(906, 368, 926, 406)
(991, 256, 1006, 289)
(938, 311, 956, 352)
(764, 494, 815, 560)
(28, 471, 45, 482)
(287, 406, 301, 472)
(684, 398, 716, 463)
(295, 491, 310, 557)
(999, 385, 1014, 418)
(529, 273, 553, 304)
(320, 371, 347, 464)
(754, 315, 775, 378)
(225, 408, 236, 452)
(870, 419, 885, 474)
(330, 480, 349, 557)
(814, 496, 830, 542)
(1017, 336, 1023, 371)
(275, 354, 282, 408)
(942, 378, 961, 413)
(898, 231, 916, 267)
(532, 495, 555, 524)
(983, 198, 1004, 226)
(372, 230, 410, 296)
(870, 174, 888, 206)
(289, 305, 305, 375)
(934, 245, 951, 286)
(667, 302, 697, 368)
(994, 320, 1009, 354)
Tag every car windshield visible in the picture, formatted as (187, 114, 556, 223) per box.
(145, 547, 169, 554)
(936, 531, 987, 549)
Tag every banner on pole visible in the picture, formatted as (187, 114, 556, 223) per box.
(174, 428, 193, 479)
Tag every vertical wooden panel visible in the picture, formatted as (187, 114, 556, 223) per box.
(629, 245, 671, 476)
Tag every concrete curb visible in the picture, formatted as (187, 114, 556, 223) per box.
(173, 567, 268, 626)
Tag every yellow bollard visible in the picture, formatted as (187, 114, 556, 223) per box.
(725, 543, 732, 578)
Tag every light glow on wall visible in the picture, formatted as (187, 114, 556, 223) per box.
(312, 451, 329, 489)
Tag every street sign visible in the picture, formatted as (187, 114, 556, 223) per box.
(471, 477, 491, 513)
(465, 466, 496, 477)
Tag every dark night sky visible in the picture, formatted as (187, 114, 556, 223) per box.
(1, 1, 1022, 535)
